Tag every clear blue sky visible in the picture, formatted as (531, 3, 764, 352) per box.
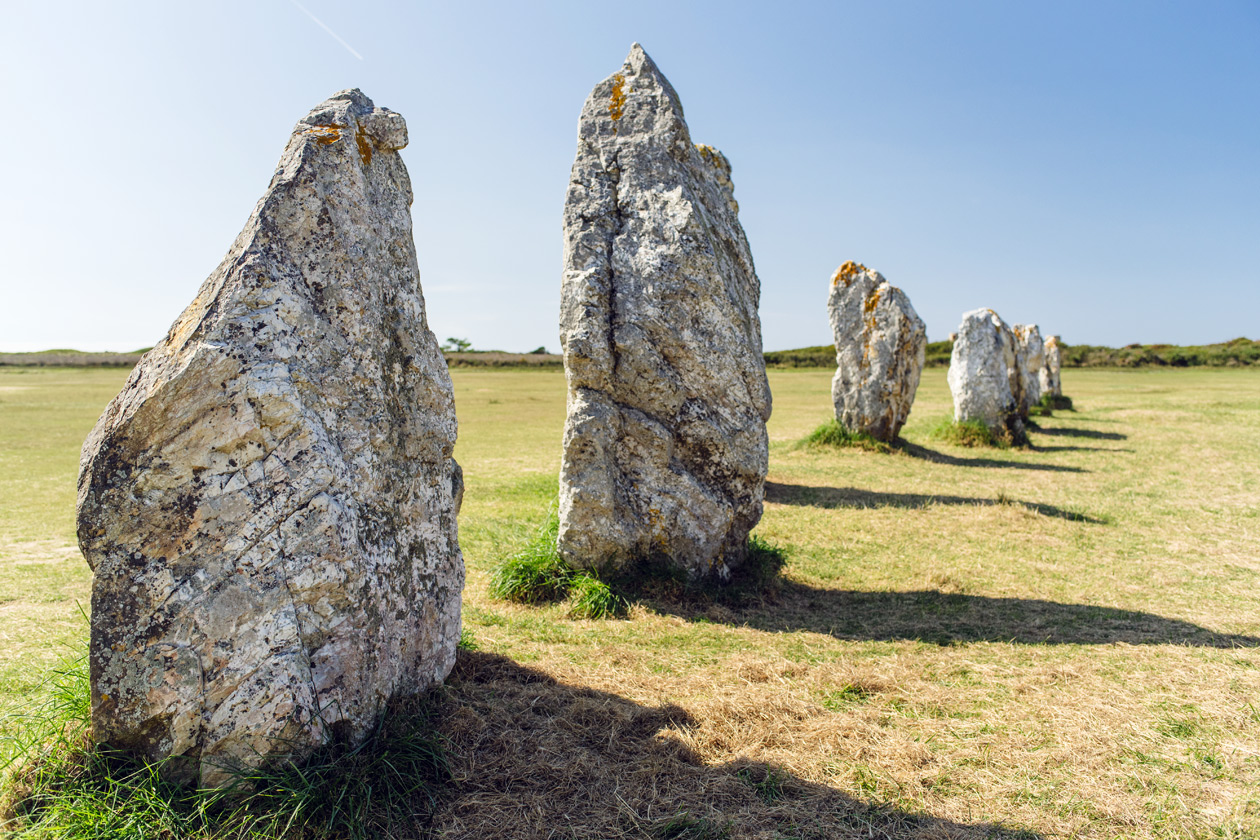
(2, 1, 1256, 352)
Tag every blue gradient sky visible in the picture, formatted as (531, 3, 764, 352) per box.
(2, 1, 1256, 352)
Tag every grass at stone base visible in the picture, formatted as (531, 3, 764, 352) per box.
(488, 509, 788, 619)
(1, 653, 450, 840)
(928, 417, 1011, 448)
(3, 365, 1260, 838)
(799, 419, 895, 453)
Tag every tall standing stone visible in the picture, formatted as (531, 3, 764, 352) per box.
(946, 308, 1027, 444)
(76, 90, 464, 788)
(1042, 334, 1063, 396)
(1012, 323, 1045, 416)
(827, 261, 926, 442)
(558, 44, 772, 581)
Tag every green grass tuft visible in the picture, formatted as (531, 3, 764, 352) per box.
(929, 418, 1009, 448)
(654, 812, 732, 839)
(800, 419, 893, 452)
(490, 508, 788, 616)
(488, 511, 626, 618)
(567, 572, 628, 620)
(737, 764, 789, 803)
(488, 514, 571, 604)
(1, 650, 449, 839)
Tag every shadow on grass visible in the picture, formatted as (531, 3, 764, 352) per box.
(765, 481, 1106, 524)
(1028, 445, 1133, 454)
(1033, 426, 1128, 441)
(895, 441, 1088, 472)
(432, 651, 1045, 839)
(647, 583, 1260, 649)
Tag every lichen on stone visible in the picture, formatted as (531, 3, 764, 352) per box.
(827, 264, 925, 442)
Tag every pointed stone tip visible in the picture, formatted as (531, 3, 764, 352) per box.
(614, 42, 684, 120)
(624, 42, 658, 74)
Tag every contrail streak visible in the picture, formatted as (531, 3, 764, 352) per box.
(288, 0, 364, 60)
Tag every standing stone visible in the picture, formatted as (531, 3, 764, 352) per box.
(1012, 323, 1045, 416)
(827, 261, 926, 442)
(558, 44, 772, 581)
(1042, 334, 1063, 396)
(76, 90, 463, 788)
(946, 308, 1027, 444)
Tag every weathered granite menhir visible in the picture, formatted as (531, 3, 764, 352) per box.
(558, 44, 772, 581)
(827, 261, 926, 442)
(1012, 323, 1045, 417)
(76, 90, 464, 788)
(1042, 334, 1063, 397)
(947, 308, 1028, 444)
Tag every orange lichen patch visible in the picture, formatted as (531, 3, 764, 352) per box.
(306, 124, 344, 145)
(355, 123, 373, 166)
(863, 286, 883, 315)
(609, 74, 627, 123)
(830, 260, 868, 287)
(695, 144, 723, 166)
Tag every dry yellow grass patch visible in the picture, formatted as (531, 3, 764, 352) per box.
(2, 365, 1259, 838)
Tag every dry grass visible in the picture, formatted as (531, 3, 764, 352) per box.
(2, 365, 1259, 838)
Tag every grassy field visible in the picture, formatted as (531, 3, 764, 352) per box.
(1, 364, 1258, 838)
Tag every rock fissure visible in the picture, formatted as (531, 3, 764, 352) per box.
(558, 45, 770, 579)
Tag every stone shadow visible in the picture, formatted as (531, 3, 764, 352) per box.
(647, 582, 1260, 649)
(1029, 445, 1133, 454)
(1032, 426, 1128, 441)
(766, 481, 1105, 524)
(895, 441, 1088, 473)
(429, 651, 1045, 839)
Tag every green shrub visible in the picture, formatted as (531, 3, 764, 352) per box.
(762, 345, 834, 368)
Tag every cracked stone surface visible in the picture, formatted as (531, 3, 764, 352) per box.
(1042, 334, 1063, 396)
(1013, 323, 1045, 417)
(827, 262, 926, 442)
(76, 89, 463, 788)
(557, 44, 772, 581)
(947, 308, 1026, 442)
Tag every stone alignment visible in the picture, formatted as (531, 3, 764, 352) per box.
(1042, 334, 1063, 397)
(558, 44, 772, 581)
(1012, 323, 1045, 417)
(827, 261, 927, 442)
(77, 90, 463, 788)
(947, 308, 1027, 443)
